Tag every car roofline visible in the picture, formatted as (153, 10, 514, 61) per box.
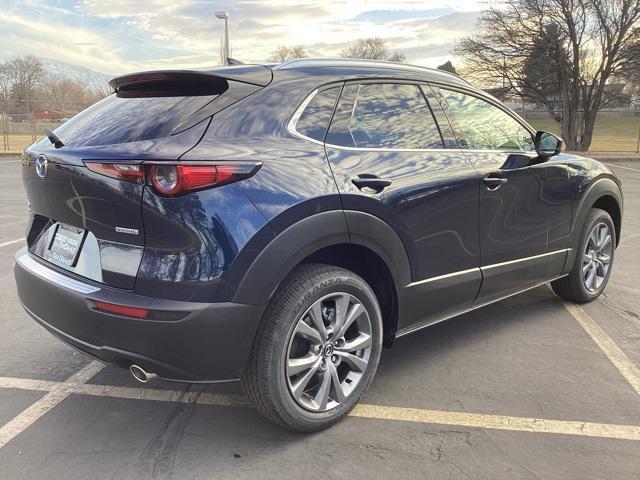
(274, 58, 471, 85)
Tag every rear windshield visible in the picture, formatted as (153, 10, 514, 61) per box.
(53, 94, 218, 147)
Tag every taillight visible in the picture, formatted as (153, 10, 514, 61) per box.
(84, 161, 260, 196)
(85, 162, 145, 184)
(148, 163, 260, 196)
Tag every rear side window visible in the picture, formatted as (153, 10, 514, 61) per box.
(326, 83, 443, 149)
(437, 89, 534, 151)
(53, 94, 218, 147)
(294, 87, 340, 141)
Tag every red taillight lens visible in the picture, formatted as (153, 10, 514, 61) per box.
(84, 161, 261, 195)
(85, 162, 145, 184)
(94, 300, 148, 319)
(149, 163, 260, 196)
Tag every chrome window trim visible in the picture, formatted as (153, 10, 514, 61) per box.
(17, 252, 100, 294)
(287, 88, 321, 144)
(405, 249, 571, 288)
(288, 86, 539, 154)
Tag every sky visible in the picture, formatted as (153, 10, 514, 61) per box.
(0, 0, 493, 75)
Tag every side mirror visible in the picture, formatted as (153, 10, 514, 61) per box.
(534, 131, 563, 158)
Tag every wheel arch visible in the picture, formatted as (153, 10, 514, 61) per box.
(232, 210, 411, 344)
(592, 194, 621, 247)
(563, 177, 623, 272)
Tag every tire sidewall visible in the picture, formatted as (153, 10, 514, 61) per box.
(266, 268, 383, 429)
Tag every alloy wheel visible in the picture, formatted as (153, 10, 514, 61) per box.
(285, 292, 373, 412)
(582, 222, 613, 292)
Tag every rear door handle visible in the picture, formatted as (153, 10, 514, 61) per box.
(352, 174, 392, 193)
(483, 175, 508, 190)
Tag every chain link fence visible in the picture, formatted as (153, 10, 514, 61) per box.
(2, 108, 640, 153)
(1, 113, 63, 153)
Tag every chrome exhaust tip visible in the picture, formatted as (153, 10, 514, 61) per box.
(129, 364, 158, 383)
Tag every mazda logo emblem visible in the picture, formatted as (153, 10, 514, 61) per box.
(35, 155, 48, 179)
(322, 344, 335, 358)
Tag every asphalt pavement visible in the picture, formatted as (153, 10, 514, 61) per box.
(0, 157, 638, 479)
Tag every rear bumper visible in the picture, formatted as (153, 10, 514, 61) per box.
(14, 248, 264, 382)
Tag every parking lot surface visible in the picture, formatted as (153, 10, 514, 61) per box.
(0, 158, 639, 479)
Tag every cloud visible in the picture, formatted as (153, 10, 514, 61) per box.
(0, 0, 487, 73)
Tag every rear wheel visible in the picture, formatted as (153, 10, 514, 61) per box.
(242, 263, 383, 431)
(552, 208, 615, 302)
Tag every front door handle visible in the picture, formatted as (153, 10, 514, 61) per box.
(483, 175, 508, 191)
(352, 174, 392, 193)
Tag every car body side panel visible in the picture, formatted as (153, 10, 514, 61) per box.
(560, 156, 623, 271)
(136, 183, 271, 303)
(181, 74, 345, 304)
(232, 211, 349, 305)
(181, 75, 343, 234)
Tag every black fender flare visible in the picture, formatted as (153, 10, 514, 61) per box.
(563, 177, 623, 271)
(232, 210, 412, 306)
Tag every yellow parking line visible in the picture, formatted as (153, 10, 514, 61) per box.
(350, 404, 640, 441)
(1, 374, 639, 442)
(560, 300, 640, 397)
(0, 238, 23, 249)
(0, 362, 104, 449)
(604, 163, 640, 173)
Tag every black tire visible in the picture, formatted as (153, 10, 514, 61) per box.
(551, 208, 616, 302)
(242, 263, 383, 432)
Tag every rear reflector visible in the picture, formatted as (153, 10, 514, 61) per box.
(94, 300, 148, 319)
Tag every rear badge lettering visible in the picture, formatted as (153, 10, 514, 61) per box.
(115, 226, 139, 235)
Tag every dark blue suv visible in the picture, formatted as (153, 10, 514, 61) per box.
(15, 59, 622, 431)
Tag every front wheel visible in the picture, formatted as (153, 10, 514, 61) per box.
(552, 208, 616, 302)
(242, 263, 383, 432)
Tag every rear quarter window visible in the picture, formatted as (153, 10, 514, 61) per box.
(293, 87, 340, 142)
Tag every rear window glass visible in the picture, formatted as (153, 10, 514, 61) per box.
(294, 87, 340, 141)
(326, 83, 443, 149)
(53, 94, 218, 147)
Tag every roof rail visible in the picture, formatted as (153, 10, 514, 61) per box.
(275, 58, 470, 84)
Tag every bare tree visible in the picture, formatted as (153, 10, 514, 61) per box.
(0, 62, 12, 113)
(620, 27, 640, 103)
(270, 45, 308, 63)
(437, 61, 458, 75)
(340, 37, 405, 62)
(455, 0, 640, 151)
(6, 55, 45, 114)
(91, 80, 113, 100)
(388, 51, 407, 62)
(39, 78, 104, 114)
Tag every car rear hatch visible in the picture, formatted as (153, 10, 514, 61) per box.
(23, 67, 271, 289)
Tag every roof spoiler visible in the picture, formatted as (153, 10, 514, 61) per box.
(109, 66, 273, 95)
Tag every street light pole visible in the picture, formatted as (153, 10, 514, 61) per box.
(215, 11, 230, 66)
